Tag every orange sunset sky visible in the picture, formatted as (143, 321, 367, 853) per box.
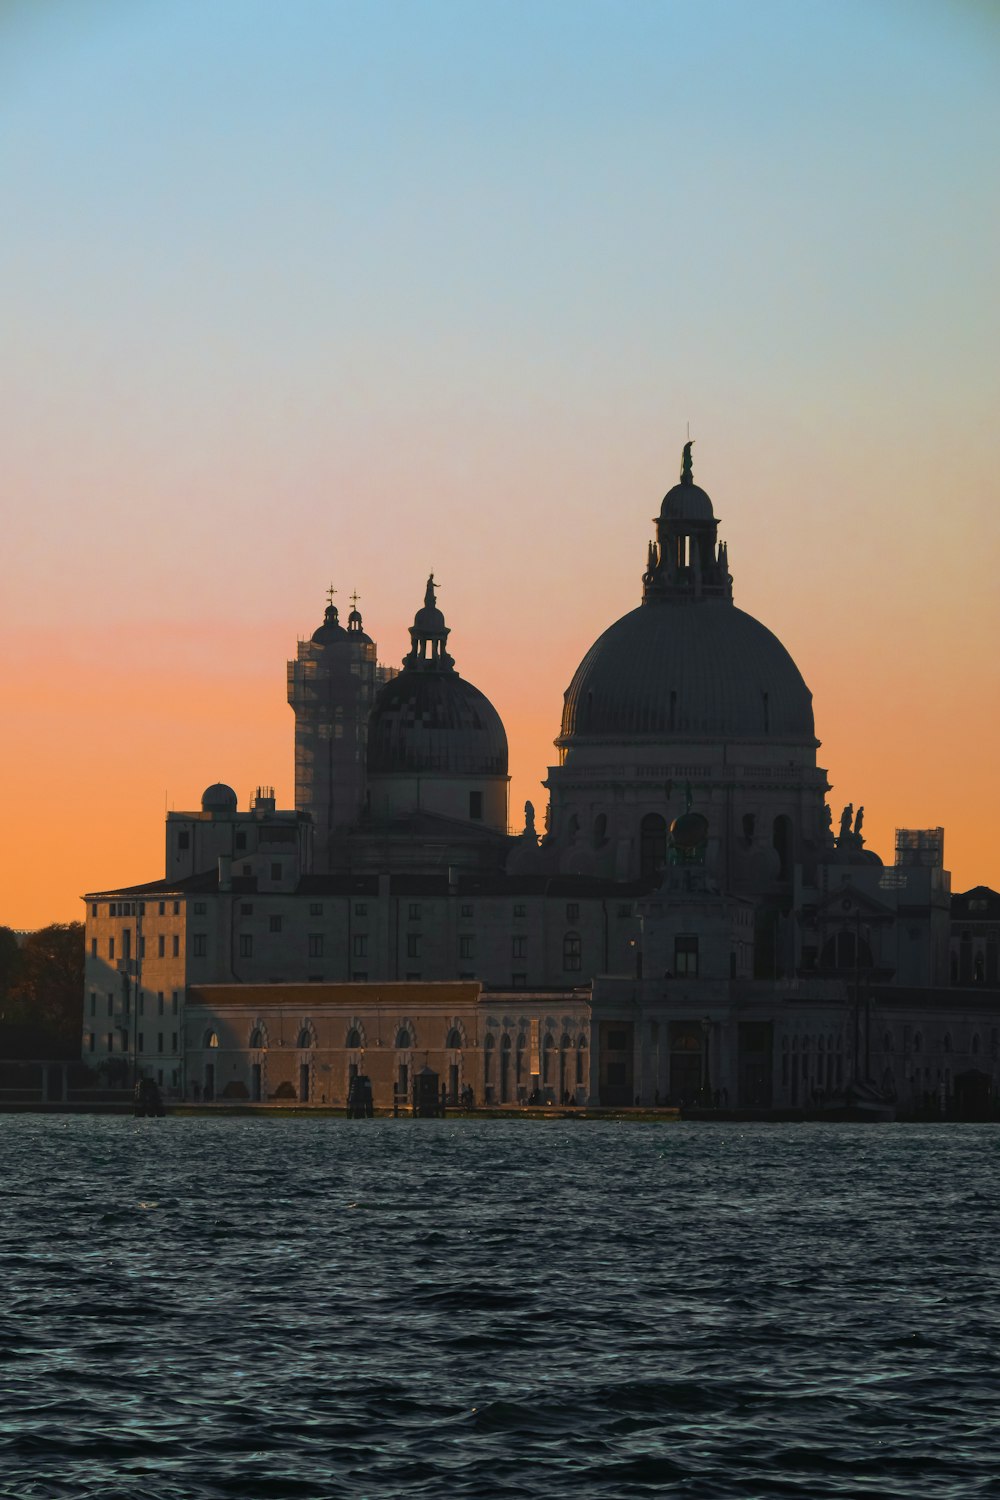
(2, 1, 998, 930)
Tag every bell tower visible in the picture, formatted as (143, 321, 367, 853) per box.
(287, 588, 380, 870)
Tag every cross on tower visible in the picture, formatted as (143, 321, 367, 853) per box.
(326, 584, 337, 608)
(350, 590, 361, 612)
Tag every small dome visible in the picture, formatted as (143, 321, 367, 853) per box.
(660, 482, 715, 523)
(311, 603, 347, 646)
(202, 783, 237, 814)
(368, 674, 508, 776)
(414, 604, 447, 634)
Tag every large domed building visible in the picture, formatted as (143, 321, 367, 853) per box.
(546, 443, 830, 894)
(83, 444, 966, 1117)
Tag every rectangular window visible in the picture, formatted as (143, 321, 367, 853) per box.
(172, 991, 179, 1013)
(512, 973, 526, 988)
(354, 903, 367, 918)
(107, 994, 114, 1017)
(512, 935, 526, 959)
(89, 992, 96, 1017)
(308, 934, 324, 958)
(194, 902, 206, 916)
(192, 934, 207, 957)
(309, 903, 323, 916)
(469, 791, 483, 820)
(353, 934, 368, 958)
(157, 1033, 164, 1053)
(139, 903, 146, 916)
(269, 915, 282, 933)
(158, 935, 165, 958)
(139, 936, 146, 959)
(408, 903, 421, 921)
(173, 901, 180, 916)
(178, 831, 190, 850)
(674, 934, 699, 977)
(158, 901, 165, 917)
(91, 938, 97, 958)
(108, 936, 115, 961)
(88, 1033, 95, 1052)
(407, 934, 421, 958)
(91, 903, 98, 918)
(239, 934, 253, 958)
(110, 903, 117, 917)
(241, 903, 253, 916)
(460, 904, 473, 920)
(172, 1033, 178, 1051)
(172, 935, 180, 957)
(563, 933, 582, 972)
(138, 993, 144, 1016)
(122, 929, 131, 961)
(138, 1033, 144, 1053)
(271, 863, 282, 880)
(618, 904, 632, 918)
(607, 1029, 628, 1051)
(157, 992, 164, 1016)
(566, 903, 580, 922)
(513, 904, 526, 920)
(235, 831, 247, 850)
(460, 935, 475, 959)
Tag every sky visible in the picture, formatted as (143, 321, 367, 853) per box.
(1, 0, 998, 928)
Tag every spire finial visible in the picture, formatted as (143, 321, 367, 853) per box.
(681, 440, 694, 485)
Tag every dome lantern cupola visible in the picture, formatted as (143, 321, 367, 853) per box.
(643, 441, 732, 604)
(404, 574, 455, 671)
(311, 584, 348, 645)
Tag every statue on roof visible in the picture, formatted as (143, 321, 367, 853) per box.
(425, 574, 437, 609)
(681, 440, 694, 484)
(854, 805, 865, 841)
(838, 804, 854, 844)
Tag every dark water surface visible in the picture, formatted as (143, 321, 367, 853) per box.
(2, 1118, 999, 1499)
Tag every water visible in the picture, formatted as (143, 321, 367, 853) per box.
(2, 1118, 999, 1499)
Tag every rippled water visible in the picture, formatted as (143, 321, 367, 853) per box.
(3, 1118, 1000, 1499)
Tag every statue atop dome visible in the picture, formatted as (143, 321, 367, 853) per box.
(681, 439, 694, 484)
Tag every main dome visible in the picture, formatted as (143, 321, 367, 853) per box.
(560, 599, 815, 742)
(368, 673, 508, 775)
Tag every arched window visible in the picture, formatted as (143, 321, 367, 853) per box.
(345, 1027, 362, 1049)
(446, 1028, 464, 1049)
(484, 1033, 495, 1085)
(516, 1033, 526, 1085)
(395, 1027, 412, 1049)
(542, 1033, 554, 1085)
(297, 1027, 314, 1049)
(773, 815, 793, 881)
(249, 1027, 265, 1049)
(205, 1030, 220, 1049)
(563, 932, 582, 973)
(640, 813, 667, 877)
